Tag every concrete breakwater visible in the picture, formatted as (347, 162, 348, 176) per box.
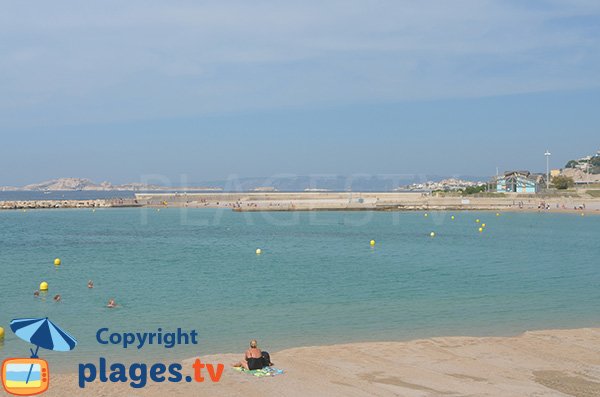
(0, 198, 141, 210)
(4, 192, 597, 212)
(135, 192, 600, 212)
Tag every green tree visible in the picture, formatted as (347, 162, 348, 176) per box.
(463, 185, 487, 194)
(551, 175, 575, 189)
(590, 156, 600, 174)
(564, 160, 579, 168)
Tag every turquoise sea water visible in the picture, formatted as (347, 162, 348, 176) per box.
(0, 208, 598, 370)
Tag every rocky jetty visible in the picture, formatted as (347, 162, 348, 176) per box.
(0, 199, 141, 210)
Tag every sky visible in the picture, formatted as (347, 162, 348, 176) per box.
(1, 0, 599, 185)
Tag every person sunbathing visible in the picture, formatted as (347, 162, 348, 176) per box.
(232, 340, 266, 370)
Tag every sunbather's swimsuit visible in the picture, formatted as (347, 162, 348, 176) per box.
(246, 357, 264, 370)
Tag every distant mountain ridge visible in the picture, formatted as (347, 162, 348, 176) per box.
(25, 178, 112, 191)
(0, 178, 220, 192)
(1, 175, 490, 192)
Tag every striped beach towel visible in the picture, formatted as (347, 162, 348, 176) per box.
(232, 366, 284, 377)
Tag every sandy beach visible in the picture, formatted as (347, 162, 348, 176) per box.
(44, 328, 600, 396)
(5, 3, 600, 397)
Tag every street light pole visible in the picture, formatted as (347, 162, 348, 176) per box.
(544, 150, 551, 189)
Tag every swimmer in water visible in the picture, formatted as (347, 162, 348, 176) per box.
(87, 280, 94, 289)
(107, 299, 116, 308)
(53, 294, 61, 302)
(34, 290, 40, 297)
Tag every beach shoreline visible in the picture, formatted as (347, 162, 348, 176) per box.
(44, 327, 600, 396)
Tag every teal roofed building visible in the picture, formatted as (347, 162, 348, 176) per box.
(494, 171, 544, 193)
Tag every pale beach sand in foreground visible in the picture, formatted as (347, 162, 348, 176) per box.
(47, 328, 600, 396)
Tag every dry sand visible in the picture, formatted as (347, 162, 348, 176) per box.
(46, 328, 600, 396)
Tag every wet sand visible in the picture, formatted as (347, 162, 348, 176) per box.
(46, 328, 600, 396)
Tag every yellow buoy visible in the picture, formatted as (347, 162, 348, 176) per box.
(370, 240, 376, 246)
(256, 248, 262, 255)
(424, 213, 428, 217)
(581, 213, 585, 217)
(476, 219, 480, 223)
(40, 281, 48, 291)
(0, 326, 4, 340)
(496, 213, 500, 216)
(451, 215, 455, 220)
(482, 223, 486, 228)
(478, 227, 483, 232)
(430, 232, 435, 237)
(54, 258, 61, 266)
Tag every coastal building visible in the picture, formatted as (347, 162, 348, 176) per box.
(493, 171, 543, 193)
(252, 187, 278, 192)
(400, 178, 485, 192)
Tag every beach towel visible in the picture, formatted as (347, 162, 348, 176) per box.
(232, 366, 284, 377)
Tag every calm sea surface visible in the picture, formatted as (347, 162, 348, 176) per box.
(0, 209, 598, 370)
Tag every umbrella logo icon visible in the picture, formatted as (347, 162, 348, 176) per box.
(1, 317, 77, 396)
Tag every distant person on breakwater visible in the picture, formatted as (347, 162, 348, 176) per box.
(232, 339, 272, 370)
(107, 299, 116, 308)
(88, 280, 94, 289)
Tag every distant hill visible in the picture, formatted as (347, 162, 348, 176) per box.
(560, 168, 600, 184)
(564, 151, 600, 174)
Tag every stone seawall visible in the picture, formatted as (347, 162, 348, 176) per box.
(135, 192, 600, 212)
(0, 199, 141, 210)
(4, 193, 598, 212)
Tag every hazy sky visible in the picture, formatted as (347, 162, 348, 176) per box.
(1, 0, 599, 185)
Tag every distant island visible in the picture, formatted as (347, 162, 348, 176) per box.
(0, 177, 223, 192)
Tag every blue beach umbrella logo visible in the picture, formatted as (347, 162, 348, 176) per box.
(5, 317, 77, 392)
(2, 318, 76, 395)
(10, 317, 77, 358)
